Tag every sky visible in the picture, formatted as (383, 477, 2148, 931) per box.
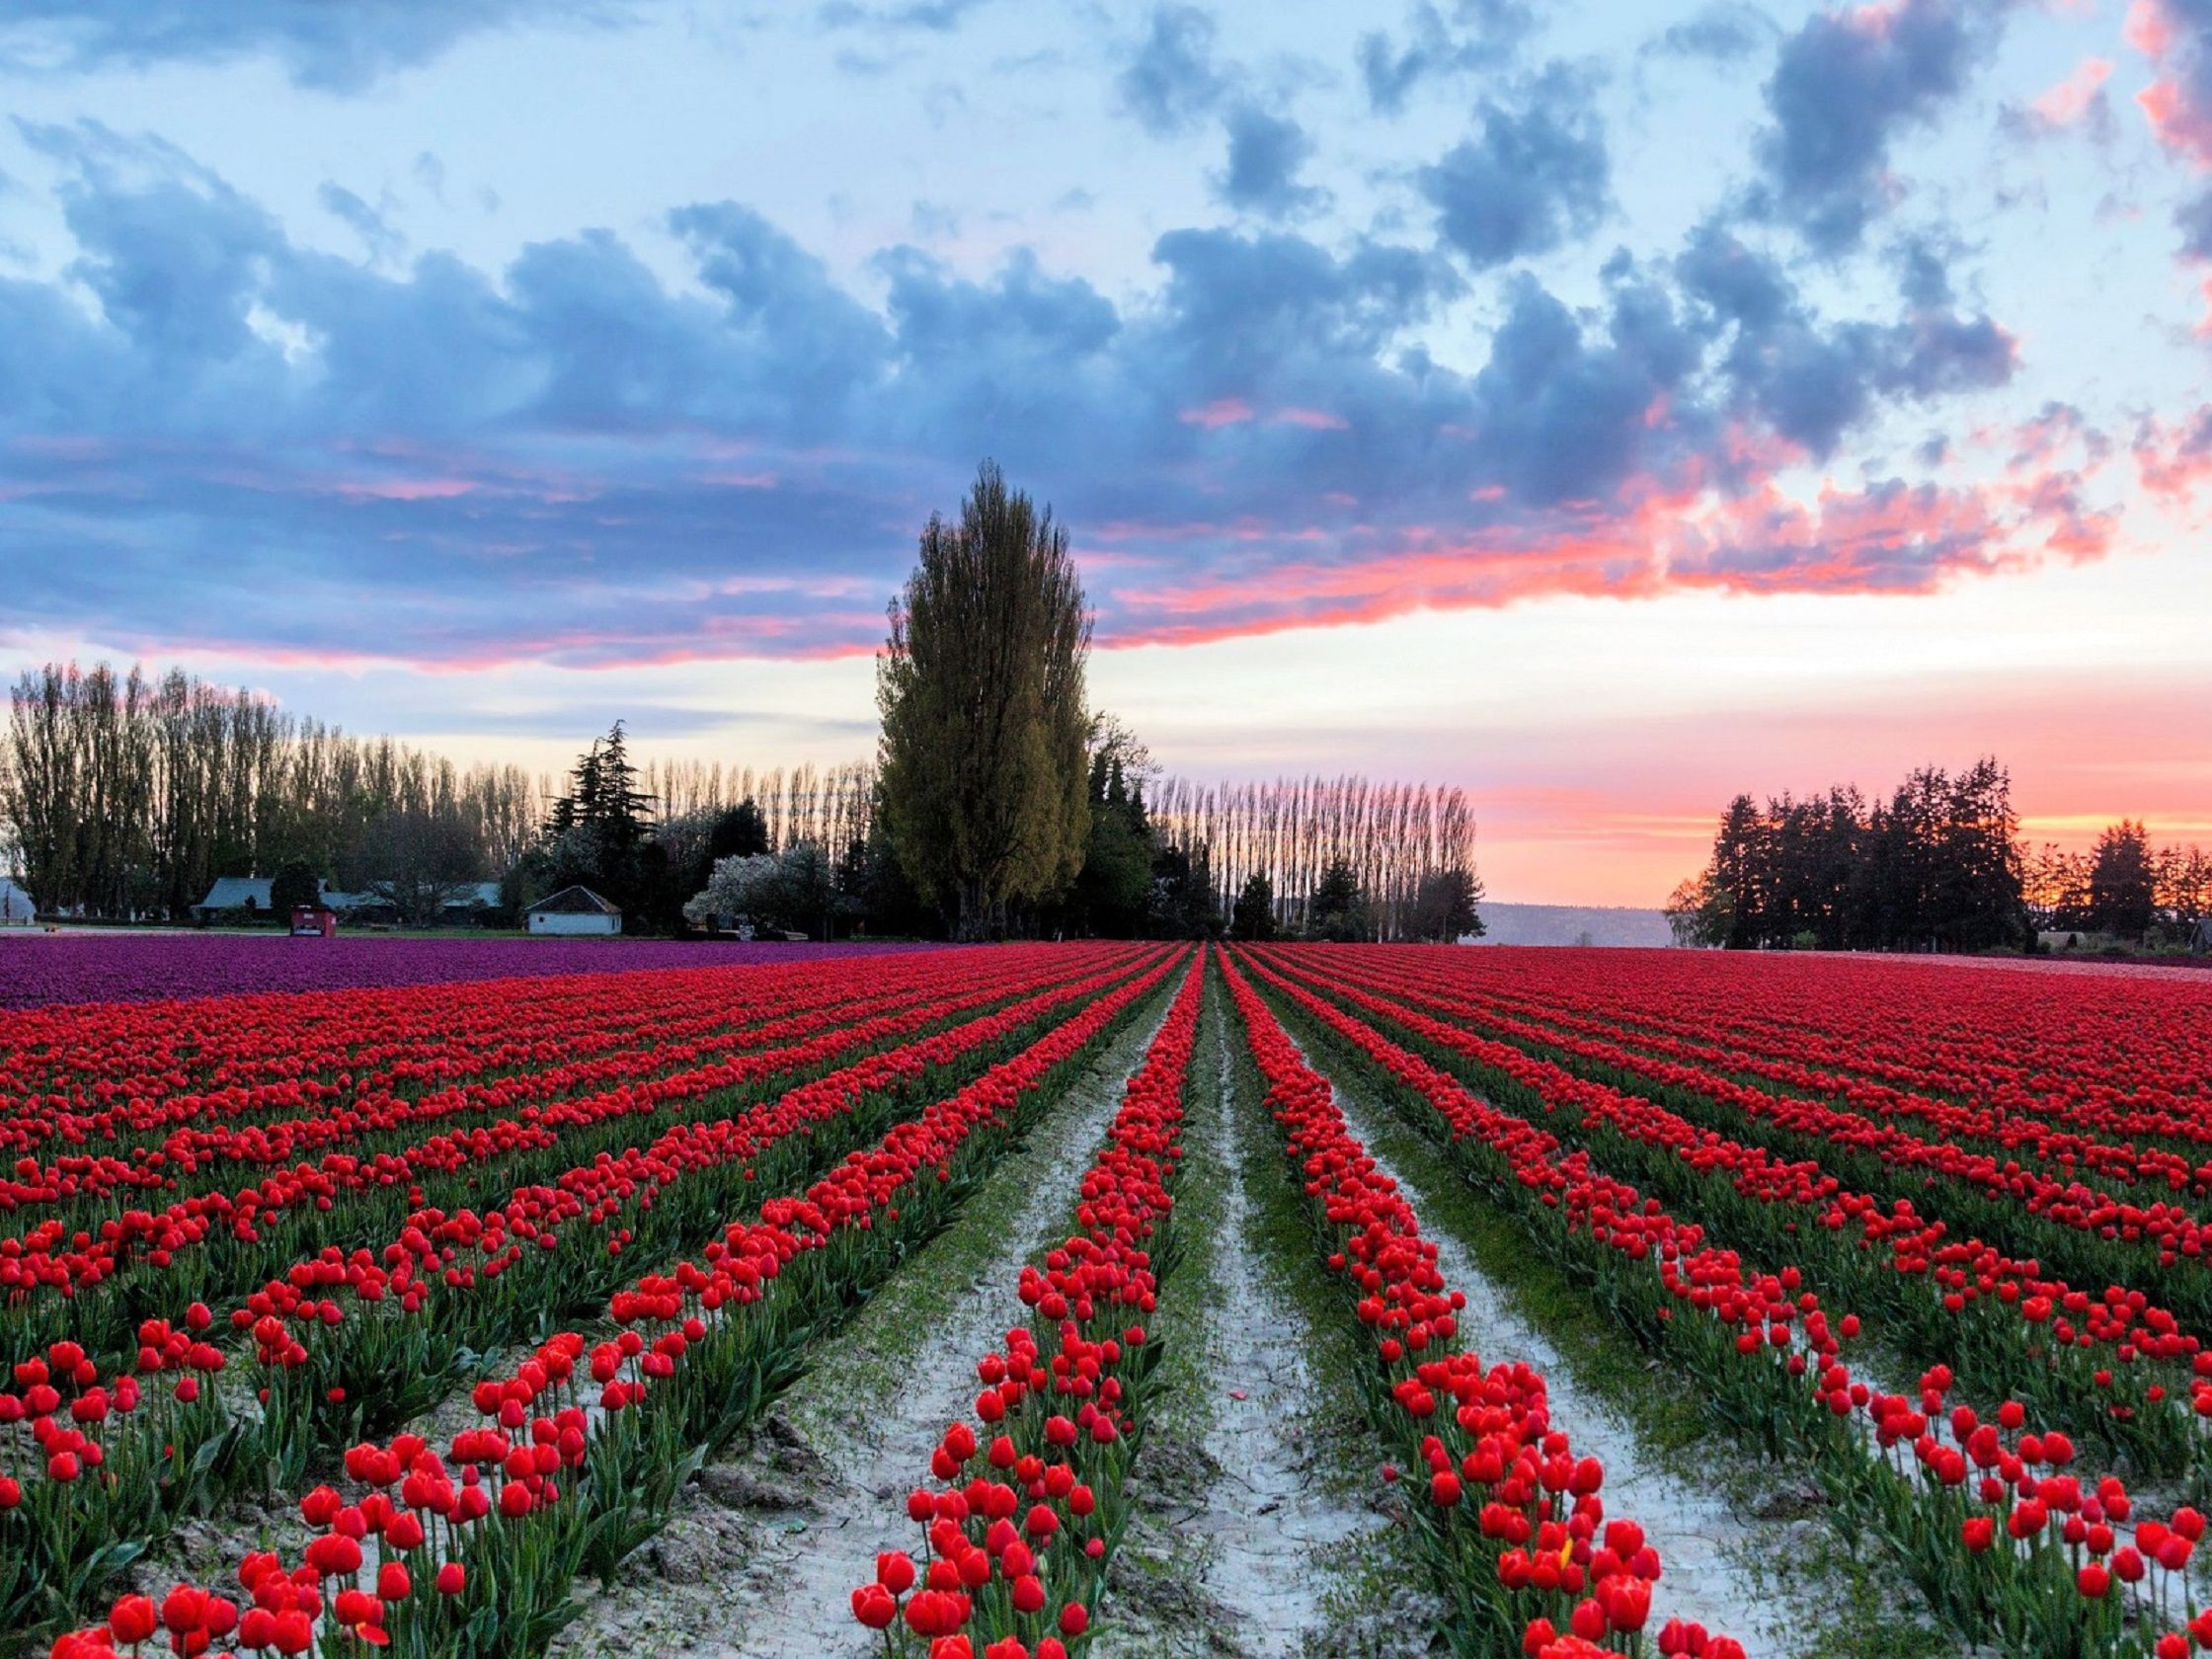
(0, 0, 2208, 905)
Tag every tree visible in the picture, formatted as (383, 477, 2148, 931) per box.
(2158, 843, 2212, 942)
(351, 807, 484, 927)
(1664, 873, 1730, 948)
(270, 860, 321, 915)
(877, 462, 1092, 939)
(2089, 820, 2157, 940)
(537, 723, 659, 911)
(1066, 720, 1154, 937)
(709, 799, 771, 861)
(684, 842, 836, 937)
(1306, 857, 1368, 942)
(1230, 872, 1276, 941)
(1409, 867, 1484, 942)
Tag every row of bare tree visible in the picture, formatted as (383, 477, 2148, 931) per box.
(1, 664, 540, 918)
(642, 759, 878, 860)
(1146, 774, 1477, 940)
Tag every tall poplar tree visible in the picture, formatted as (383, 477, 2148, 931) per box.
(877, 462, 1091, 939)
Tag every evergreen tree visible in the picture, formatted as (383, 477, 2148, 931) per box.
(2089, 820, 2157, 939)
(1230, 872, 1276, 941)
(1306, 857, 1368, 942)
(1409, 867, 1483, 941)
(270, 860, 321, 915)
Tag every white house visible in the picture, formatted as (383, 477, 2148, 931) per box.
(0, 876, 33, 925)
(526, 886, 622, 936)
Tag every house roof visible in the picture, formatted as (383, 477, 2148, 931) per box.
(198, 877, 504, 911)
(197, 876, 275, 909)
(529, 885, 621, 916)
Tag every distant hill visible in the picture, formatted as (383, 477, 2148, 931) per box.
(1469, 904, 1673, 948)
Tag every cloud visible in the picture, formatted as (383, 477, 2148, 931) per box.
(816, 0, 993, 31)
(1676, 219, 2014, 457)
(1216, 106, 1327, 218)
(2014, 55, 2113, 135)
(1753, 0, 1999, 252)
(0, 123, 2100, 672)
(317, 183, 404, 263)
(1116, 6, 1228, 137)
(0, 0, 635, 92)
(1643, 3, 1777, 63)
(1356, 1, 1534, 115)
(1418, 70, 1610, 269)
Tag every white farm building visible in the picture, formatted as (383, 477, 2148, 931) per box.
(526, 886, 622, 936)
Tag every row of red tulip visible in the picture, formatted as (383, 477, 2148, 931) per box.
(1, 947, 1131, 1354)
(1457, 962, 2212, 1165)
(1335, 949, 2212, 1264)
(3, 952, 955, 1203)
(1231, 947, 2211, 1658)
(848, 951, 1206, 1659)
(1271, 947, 2212, 1481)
(41, 952, 1189, 1659)
(2, 948, 1165, 1638)
(2, 945, 1107, 1258)
(1401, 948, 2212, 1125)
(1457, 966, 2212, 1189)
(0, 957, 881, 1149)
(1292, 948, 2212, 1365)
(1217, 950, 1734, 1659)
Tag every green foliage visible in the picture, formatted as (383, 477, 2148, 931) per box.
(1229, 871, 1276, 940)
(1067, 729, 1154, 937)
(1408, 866, 1483, 942)
(1676, 759, 2025, 952)
(2088, 819, 2157, 940)
(877, 461, 1092, 939)
(1305, 857, 1368, 942)
(268, 860, 321, 914)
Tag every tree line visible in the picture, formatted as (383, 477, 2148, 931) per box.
(1667, 759, 2210, 952)
(2024, 822, 2210, 944)
(0, 662, 538, 921)
(867, 464, 1482, 943)
(1, 464, 1486, 943)
(1145, 772, 1478, 941)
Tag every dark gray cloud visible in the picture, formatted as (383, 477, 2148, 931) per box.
(1116, 6, 1228, 137)
(1644, 3, 1775, 63)
(1217, 106, 1326, 219)
(1752, 0, 1999, 253)
(317, 183, 403, 263)
(1676, 219, 2014, 456)
(1418, 69, 1609, 269)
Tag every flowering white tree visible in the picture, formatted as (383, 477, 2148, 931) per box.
(684, 842, 834, 936)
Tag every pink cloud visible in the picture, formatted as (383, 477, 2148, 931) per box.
(1098, 468, 2110, 651)
(1270, 407, 1350, 431)
(1178, 398, 1256, 429)
(331, 477, 478, 503)
(2029, 56, 2112, 128)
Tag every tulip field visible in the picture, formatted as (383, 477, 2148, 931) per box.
(6, 943, 2212, 1658)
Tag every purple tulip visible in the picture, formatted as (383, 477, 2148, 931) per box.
(0, 936, 939, 1011)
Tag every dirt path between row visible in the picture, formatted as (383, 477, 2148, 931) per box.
(548, 991, 1177, 1659)
(1099, 1010, 1423, 1658)
(1323, 1075, 1815, 1655)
